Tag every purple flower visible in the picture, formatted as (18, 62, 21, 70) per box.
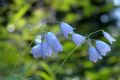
(60, 22, 74, 38)
(96, 40, 111, 56)
(31, 45, 41, 58)
(31, 42, 52, 58)
(72, 33, 85, 46)
(41, 42, 52, 57)
(46, 32, 63, 53)
(103, 31, 116, 44)
(88, 46, 102, 63)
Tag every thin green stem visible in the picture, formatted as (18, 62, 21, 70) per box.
(86, 30, 104, 39)
(54, 46, 79, 76)
(46, 17, 61, 24)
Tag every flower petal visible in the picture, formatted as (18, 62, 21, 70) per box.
(103, 31, 116, 44)
(72, 33, 85, 46)
(96, 40, 111, 56)
(60, 22, 74, 38)
(34, 35, 42, 44)
(31, 45, 41, 58)
(41, 42, 52, 58)
(53, 39, 63, 53)
(46, 32, 63, 53)
(88, 46, 102, 63)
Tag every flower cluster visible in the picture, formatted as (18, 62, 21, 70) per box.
(88, 31, 115, 63)
(60, 22, 86, 46)
(31, 21, 116, 63)
(31, 32, 63, 58)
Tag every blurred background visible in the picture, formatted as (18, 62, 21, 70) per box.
(0, 0, 120, 80)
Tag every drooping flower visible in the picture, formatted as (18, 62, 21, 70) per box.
(60, 22, 74, 38)
(31, 42, 52, 58)
(31, 44, 41, 58)
(41, 42, 52, 57)
(72, 33, 86, 46)
(102, 31, 116, 44)
(88, 46, 102, 63)
(96, 40, 111, 56)
(46, 32, 63, 53)
(34, 35, 42, 44)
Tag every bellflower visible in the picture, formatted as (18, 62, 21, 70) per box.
(46, 32, 63, 53)
(96, 40, 111, 56)
(60, 22, 74, 38)
(34, 35, 41, 44)
(41, 42, 52, 57)
(103, 31, 116, 44)
(31, 45, 41, 58)
(72, 33, 85, 46)
(88, 46, 102, 63)
(31, 42, 52, 58)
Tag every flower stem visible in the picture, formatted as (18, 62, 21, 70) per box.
(54, 46, 79, 75)
(86, 30, 104, 39)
